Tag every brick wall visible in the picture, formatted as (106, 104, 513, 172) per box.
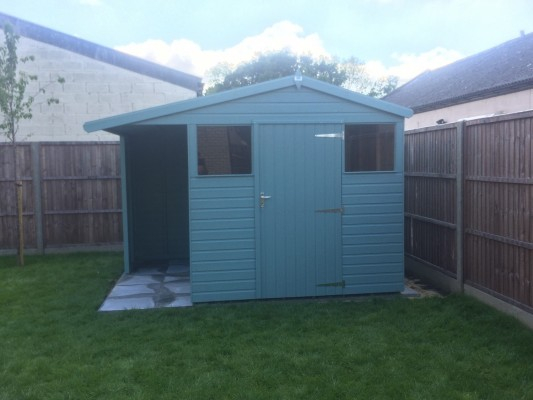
(2, 36, 197, 142)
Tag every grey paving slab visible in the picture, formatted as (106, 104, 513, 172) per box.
(164, 275, 190, 283)
(401, 285, 420, 298)
(108, 284, 155, 297)
(165, 296, 193, 308)
(165, 282, 191, 294)
(99, 296, 155, 311)
(117, 274, 161, 285)
(99, 266, 192, 311)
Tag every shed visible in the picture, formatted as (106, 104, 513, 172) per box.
(84, 75, 413, 303)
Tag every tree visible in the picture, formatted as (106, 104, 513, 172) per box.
(0, 23, 63, 265)
(204, 50, 398, 97)
(205, 51, 347, 94)
(339, 57, 397, 97)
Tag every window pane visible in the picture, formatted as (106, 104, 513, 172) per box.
(197, 126, 252, 175)
(345, 124, 395, 172)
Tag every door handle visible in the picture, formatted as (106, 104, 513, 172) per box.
(260, 192, 272, 208)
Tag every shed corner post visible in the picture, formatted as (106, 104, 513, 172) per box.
(252, 122, 261, 299)
(456, 121, 465, 292)
(186, 124, 197, 301)
(119, 136, 131, 274)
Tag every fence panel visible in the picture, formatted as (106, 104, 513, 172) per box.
(404, 126, 458, 276)
(463, 115, 533, 309)
(0, 141, 121, 251)
(405, 111, 533, 312)
(0, 144, 36, 249)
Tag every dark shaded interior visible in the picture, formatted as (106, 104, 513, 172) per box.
(125, 125, 189, 269)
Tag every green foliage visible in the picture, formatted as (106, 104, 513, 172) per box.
(0, 23, 65, 144)
(206, 51, 347, 94)
(1, 252, 533, 399)
(205, 50, 398, 98)
(0, 24, 36, 143)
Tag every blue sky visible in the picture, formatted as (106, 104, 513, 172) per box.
(1, 0, 533, 83)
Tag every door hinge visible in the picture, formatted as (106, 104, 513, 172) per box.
(317, 280, 345, 288)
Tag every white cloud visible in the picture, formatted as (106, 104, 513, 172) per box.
(115, 21, 330, 84)
(79, 0, 102, 5)
(116, 21, 464, 89)
(365, 47, 464, 84)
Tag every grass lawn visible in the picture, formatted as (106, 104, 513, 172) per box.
(0, 253, 532, 400)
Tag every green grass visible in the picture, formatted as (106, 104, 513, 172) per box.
(0, 253, 532, 400)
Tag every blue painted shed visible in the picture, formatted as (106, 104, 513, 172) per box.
(84, 75, 413, 303)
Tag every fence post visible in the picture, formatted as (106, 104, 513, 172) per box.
(31, 142, 44, 254)
(456, 122, 465, 292)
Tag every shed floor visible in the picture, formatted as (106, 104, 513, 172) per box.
(99, 264, 191, 311)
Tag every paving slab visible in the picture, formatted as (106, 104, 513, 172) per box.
(99, 296, 155, 311)
(117, 274, 161, 285)
(165, 282, 191, 294)
(108, 284, 155, 297)
(99, 266, 192, 311)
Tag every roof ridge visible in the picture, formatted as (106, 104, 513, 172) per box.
(0, 11, 202, 93)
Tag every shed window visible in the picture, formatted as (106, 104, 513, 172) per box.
(197, 126, 252, 175)
(345, 124, 395, 172)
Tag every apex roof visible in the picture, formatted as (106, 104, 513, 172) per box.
(0, 12, 202, 93)
(384, 32, 533, 113)
(84, 75, 413, 134)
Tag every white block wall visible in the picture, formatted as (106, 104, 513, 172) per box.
(2, 37, 197, 142)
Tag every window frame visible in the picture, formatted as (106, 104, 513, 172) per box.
(343, 123, 397, 173)
(196, 124, 253, 177)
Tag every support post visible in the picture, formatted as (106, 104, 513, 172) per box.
(31, 142, 44, 254)
(456, 121, 465, 292)
(16, 181, 24, 266)
(120, 137, 130, 273)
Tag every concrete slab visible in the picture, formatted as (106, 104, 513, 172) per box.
(164, 275, 190, 283)
(99, 296, 155, 311)
(165, 296, 193, 307)
(117, 274, 161, 285)
(165, 282, 191, 294)
(108, 284, 155, 297)
(99, 266, 192, 312)
(401, 285, 420, 298)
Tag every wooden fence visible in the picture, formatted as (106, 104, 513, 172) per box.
(405, 110, 533, 312)
(0, 142, 122, 252)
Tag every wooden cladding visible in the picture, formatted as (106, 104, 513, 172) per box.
(0, 142, 122, 251)
(405, 111, 533, 311)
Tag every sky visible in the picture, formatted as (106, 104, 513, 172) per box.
(1, 0, 533, 86)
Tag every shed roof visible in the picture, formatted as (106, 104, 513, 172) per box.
(84, 75, 413, 134)
(383, 32, 533, 113)
(0, 12, 202, 93)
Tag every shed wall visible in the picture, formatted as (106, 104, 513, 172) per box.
(342, 173, 404, 293)
(189, 176, 256, 302)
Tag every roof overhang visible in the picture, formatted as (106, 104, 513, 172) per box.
(84, 76, 413, 134)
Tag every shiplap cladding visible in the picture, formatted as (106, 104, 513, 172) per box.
(85, 77, 411, 303)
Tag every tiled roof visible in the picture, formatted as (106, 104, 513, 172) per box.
(0, 12, 202, 94)
(383, 32, 533, 112)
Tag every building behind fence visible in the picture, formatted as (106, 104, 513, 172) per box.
(0, 142, 121, 252)
(405, 110, 532, 318)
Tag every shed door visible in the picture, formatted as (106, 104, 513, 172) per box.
(258, 123, 343, 298)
